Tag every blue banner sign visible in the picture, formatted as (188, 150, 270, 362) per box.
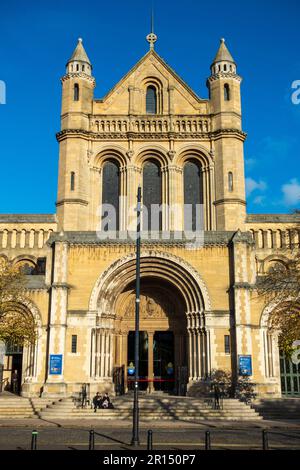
(238, 355, 252, 376)
(49, 354, 63, 375)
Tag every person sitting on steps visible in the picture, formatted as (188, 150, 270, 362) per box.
(92, 392, 102, 412)
(101, 392, 114, 409)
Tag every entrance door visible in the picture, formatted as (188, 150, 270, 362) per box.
(153, 332, 174, 392)
(4, 343, 23, 394)
(127, 331, 148, 391)
(280, 352, 300, 396)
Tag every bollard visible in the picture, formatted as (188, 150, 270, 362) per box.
(205, 431, 211, 450)
(262, 430, 269, 450)
(89, 429, 95, 450)
(147, 430, 153, 451)
(31, 430, 38, 450)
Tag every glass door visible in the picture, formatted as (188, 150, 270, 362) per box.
(127, 331, 148, 391)
(153, 332, 174, 392)
(280, 352, 300, 396)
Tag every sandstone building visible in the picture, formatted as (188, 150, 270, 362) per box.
(1, 33, 299, 398)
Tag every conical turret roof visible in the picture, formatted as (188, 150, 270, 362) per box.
(212, 38, 235, 65)
(68, 38, 91, 65)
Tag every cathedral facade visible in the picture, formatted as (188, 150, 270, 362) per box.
(1, 35, 299, 398)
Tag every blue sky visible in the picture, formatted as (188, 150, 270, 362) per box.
(0, 0, 299, 214)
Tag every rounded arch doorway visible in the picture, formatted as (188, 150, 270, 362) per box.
(89, 251, 211, 395)
(116, 277, 187, 393)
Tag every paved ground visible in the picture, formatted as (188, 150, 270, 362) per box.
(0, 421, 300, 450)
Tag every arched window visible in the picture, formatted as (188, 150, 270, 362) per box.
(184, 160, 203, 231)
(146, 86, 157, 114)
(143, 160, 162, 231)
(228, 171, 233, 192)
(70, 172, 75, 191)
(102, 160, 120, 231)
(74, 83, 79, 101)
(224, 83, 230, 101)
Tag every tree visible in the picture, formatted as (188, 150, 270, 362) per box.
(257, 232, 300, 357)
(0, 258, 36, 346)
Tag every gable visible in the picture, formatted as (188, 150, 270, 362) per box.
(93, 51, 208, 115)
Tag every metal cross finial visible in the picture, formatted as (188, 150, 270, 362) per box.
(146, 5, 157, 50)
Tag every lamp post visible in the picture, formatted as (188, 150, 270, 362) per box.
(131, 185, 141, 446)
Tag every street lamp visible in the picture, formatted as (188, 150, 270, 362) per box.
(131, 185, 141, 446)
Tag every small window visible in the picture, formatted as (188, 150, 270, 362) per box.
(71, 171, 75, 190)
(224, 64, 227, 71)
(228, 171, 233, 192)
(74, 84, 79, 101)
(146, 86, 157, 114)
(71, 335, 77, 353)
(224, 84, 230, 101)
(82, 65, 85, 71)
(224, 335, 230, 354)
(36, 257, 46, 274)
(76, 64, 79, 71)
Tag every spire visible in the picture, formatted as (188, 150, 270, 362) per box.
(210, 38, 237, 75)
(66, 38, 92, 75)
(146, 7, 157, 50)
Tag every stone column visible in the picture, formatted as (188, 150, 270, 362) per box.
(147, 331, 154, 393)
(90, 167, 101, 231)
(122, 332, 128, 392)
(168, 165, 182, 232)
(230, 232, 254, 382)
(43, 237, 69, 397)
(127, 165, 142, 232)
(188, 328, 195, 381)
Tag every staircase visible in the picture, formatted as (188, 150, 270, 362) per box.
(0, 393, 35, 418)
(38, 394, 262, 421)
(252, 398, 300, 420)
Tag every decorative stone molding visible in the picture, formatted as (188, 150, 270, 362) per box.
(89, 250, 212, 313)
(211, 128, 247, 141)
(208, 72, 242, 83)
(167, 150, 176, 161)
(61, 73, 96, 87)
(56, 198, 89, 207)
(126, 150, 134, 160)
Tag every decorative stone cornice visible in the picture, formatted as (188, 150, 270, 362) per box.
(232, 282, 255, 290)
(56, 198, 89, 207)
(214, 198, 246, 206)
(207, 72, 242, 83)
(56, 128, 212, 142)
(246, 213, 300, 224)
(51, 282, 71, 290)
(47, 230, 238, 247)
(61, 73, 96, 87)
(56, 127, 246, 142)
(211, 128, 247, 141)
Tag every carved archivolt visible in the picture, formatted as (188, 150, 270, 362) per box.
(89, 250, 211, 314)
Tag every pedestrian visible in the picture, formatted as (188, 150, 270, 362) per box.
(11, 370, 18, 394)
(81, 383, 87, 408)
(214, 383, 220, 410)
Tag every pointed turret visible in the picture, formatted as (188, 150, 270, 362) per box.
(66, 38, 92, 76)
(207, 38, 246, 231)
(210, 38, 237, 75)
